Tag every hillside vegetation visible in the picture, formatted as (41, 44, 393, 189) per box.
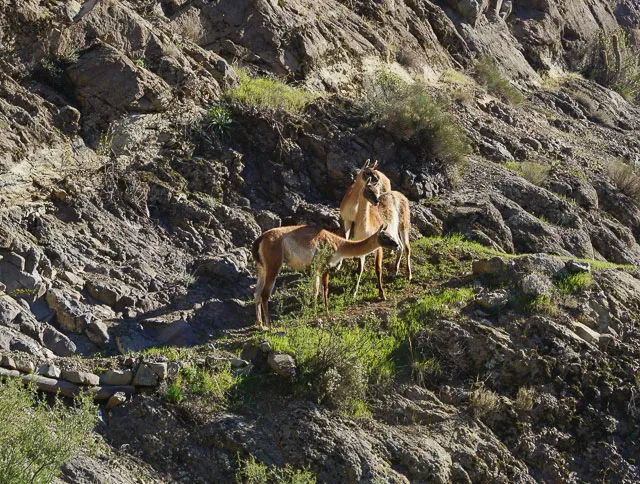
(2, 0, 640, 483)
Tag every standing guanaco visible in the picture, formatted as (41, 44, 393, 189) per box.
(339, 159, 392, 241)
(252, 224, 399, 328)
(351, 179, 411, 300)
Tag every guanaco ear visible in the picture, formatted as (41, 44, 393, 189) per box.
(361, 159, 370, 170)
(372, 160, 379, 170)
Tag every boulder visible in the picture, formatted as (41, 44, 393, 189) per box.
(42, 324, 77, 356)
(267, 352, 297, 378)
(133, 363, 160, 386)
(100, 369, 133, 386)
(67, 43, 173, 131)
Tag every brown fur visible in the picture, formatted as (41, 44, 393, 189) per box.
(339, 160, 392, 240)
(253, 225, 398, 328)
(352, 182, 412, 300)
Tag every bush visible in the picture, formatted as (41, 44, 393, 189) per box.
(473, 55, 523, 104)
(235, 454, 316, 484)
(0, 378, 97, 484)
(607, 159, 640, 202)
(264, 322, 398, 414)
(363, 66, 470, 166)
(508, 161, 550, 186)
(584, 28, 640, 102)
(225, 70, 320, 113)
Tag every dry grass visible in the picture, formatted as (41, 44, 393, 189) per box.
(514, 386, 535, 412)
(469, 384, 501, 417)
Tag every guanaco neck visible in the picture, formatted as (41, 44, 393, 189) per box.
(336, 232, 381, 259)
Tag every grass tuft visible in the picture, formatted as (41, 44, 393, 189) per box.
(235, 454, 316, 484)
(225, 70, 320, 113)
(473, 55, 523, 104)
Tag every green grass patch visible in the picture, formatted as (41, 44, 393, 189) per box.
(0, 378, 98, 484)
(235, 454, 316, 484)
(225, 70, 320, 113)
(555, 272, 594, 294)
(164, 361, 235, 409)
(401, 287, 474, 335)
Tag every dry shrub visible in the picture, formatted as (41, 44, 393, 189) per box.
(607, 159, 640, 202)
(473, 55, 523, 104)
(584, 28, 640, 103)
(519, 162, 551, 186)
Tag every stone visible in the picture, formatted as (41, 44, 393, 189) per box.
(475, 290, 510, 310)
(146, 361, 168, 380)
(133, 364, 160, 386)
(0, 367, 80, 398)
(85, 280, 131, 308)
(259, 340, 272, 353)
(565, 260, 591, 274)
(37, 363, 62, 379)
(85, 319, 110, 348)
(472, 257, 508, 277)
(45, 289, 87, 333)
(59, 271, 85, 287)
(230, 358, 249, 368)
(572, 322, 600, 344)
(100, 369, 133, 386)
(106, 391, 128, 410)
(2, 355, 35, 374)
(42, 324, 77, 356)
(62, 370, 100, 386)
(267, 352, 296, 378)
(240, 343, 264, 365)
(598, 334, 618, 351)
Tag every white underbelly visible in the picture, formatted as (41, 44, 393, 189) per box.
(283, 239, 315, 271)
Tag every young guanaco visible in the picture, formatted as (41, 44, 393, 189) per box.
(252, 224, 399, 328)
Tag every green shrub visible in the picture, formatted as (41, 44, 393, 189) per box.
(362, 66, 470, 166)
(607, 159, 640, 202)
(235, 454, 316, 484)
(585, 28, 640, 102)
(473, 55, 523, 104)
(0, 378, 97, 484)
(225, 70, 319, 113)
(264, 322, 398, 414)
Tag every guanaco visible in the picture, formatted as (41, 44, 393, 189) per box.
(252, 224, 399, 328)
(351, 179, 411, 300)
(339, 159, 392, 241)
(337, 159, 392, 271)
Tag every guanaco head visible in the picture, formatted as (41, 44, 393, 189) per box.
(362, 178, 382, 206)
(356, 159, 382, 185)
(377, 223, 400, 250)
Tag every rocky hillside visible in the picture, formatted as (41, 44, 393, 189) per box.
(2, 0, 640, 482)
